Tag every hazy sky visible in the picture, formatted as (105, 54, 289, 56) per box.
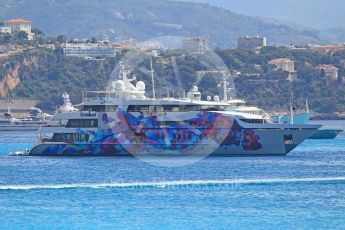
(187, 0, 345, 29)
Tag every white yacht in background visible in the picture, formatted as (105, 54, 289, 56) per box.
(221, 77, 272, 123)
(14, 63, 321, 157)
(0, 107, 52, 131)
(226, 99, 272, 123)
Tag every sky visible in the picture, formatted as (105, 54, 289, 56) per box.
(186, 0, 345, 30)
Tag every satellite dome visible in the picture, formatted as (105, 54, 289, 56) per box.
(114, 80, 125, 90)
(62, 92, 70, 100)
(213, 95, 220, 102)
(136, 81, 146, 91)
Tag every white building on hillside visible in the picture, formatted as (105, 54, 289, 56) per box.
(0, 26, 11, 34)
(237, 36, 267, 51)
(268, 58, 297, 81)
(268, 58, 295, 72)
(3, 18, 34, 40)
(182, 37, 209, 52)
(316, 64, 339, 80)
(62, 43, 117, 58)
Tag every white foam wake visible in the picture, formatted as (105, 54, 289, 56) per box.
(1, 177, 345, 191)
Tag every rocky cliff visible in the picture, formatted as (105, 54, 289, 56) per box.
(0, 52, 40, 97)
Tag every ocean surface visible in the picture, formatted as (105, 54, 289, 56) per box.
(1, 121, 345, 229)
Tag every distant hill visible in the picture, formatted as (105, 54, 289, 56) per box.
(321, 27, 345, 44)
(188, 0, 345, 30)
(0, 0, 323, 47)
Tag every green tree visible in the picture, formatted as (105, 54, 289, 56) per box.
(0, 34, 13, 44)
(16, 31, 28, 40)
(91, 37, 97, 43)
(56, 35, 66, 43)
(32, 28, 44, 37)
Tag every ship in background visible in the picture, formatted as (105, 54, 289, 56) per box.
(230, 97, 343, 139)
(0, 107, 52, 131)
(272, 99, 312, 125)
(271, 99, 343, 139)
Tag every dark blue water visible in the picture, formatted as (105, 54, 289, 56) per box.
(1, 124, 345, 229)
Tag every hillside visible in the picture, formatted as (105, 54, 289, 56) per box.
(1, 47, 345, 117)
(321, 27, 345, 44)
(0, 0, 323, 47)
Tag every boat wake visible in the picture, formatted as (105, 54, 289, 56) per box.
(1, 177, 345, 191)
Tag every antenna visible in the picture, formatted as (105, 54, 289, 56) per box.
(150, 56, 156, 99)
(223, 73, 228, 102)
(305, 99, 309, 113)
(289, 93, 294, 124)
(171, 56, 183, 98)
(119, 62, 127, 81)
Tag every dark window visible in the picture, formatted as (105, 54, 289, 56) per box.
(200, 105, 225, 111)
(127, 105, 149, 112)
(284, 135, 294, 144)
(127, 105, 139, 112)
(153, 121, 176, 126)
(52, 133, 89, 142)
(240, 119, 266, 124)
(66, 119, 98, 128)
(127, 104, 225, 112)
(82, 105, 117, 112)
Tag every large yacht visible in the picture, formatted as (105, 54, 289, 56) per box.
(16, 64, 321, 157)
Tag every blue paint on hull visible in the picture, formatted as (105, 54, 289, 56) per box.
(27, 111, 319, 156)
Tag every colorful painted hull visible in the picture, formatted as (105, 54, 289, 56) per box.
(27, 129, 316, 156)
(28, 111, 320, 156)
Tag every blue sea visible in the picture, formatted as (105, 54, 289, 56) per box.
(1, 121, 345, 229)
